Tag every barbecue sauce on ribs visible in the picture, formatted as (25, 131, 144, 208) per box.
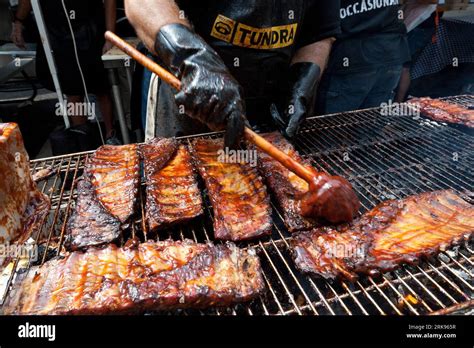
(291, 190, 474, 281)
(3, 240, 265, 314)
(190, 138, 272, 241)
(253, 132, 359, 231)
(141, 138, 203, 232)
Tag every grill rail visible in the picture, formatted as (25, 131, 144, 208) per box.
(1, 95, 473, 315)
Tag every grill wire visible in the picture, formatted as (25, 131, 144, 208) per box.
(1, 95, 473, 315)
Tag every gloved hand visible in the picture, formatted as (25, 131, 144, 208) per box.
(155, 23, 246, 148)
(271, 62, 321, 138)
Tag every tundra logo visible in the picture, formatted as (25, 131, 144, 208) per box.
(18, 322, 56, 341)
(211, 14, 298, 50)
(214, 21, 232, 36)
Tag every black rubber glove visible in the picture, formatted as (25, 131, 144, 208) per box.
(271, 62, 321, 138)
(155, 23, 246, 148)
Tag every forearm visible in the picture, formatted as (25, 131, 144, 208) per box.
(124, 0, 188, 53)
(104, 0, 117, 32)
(15, 0, 32, 21)
(291, 37, 335, 72)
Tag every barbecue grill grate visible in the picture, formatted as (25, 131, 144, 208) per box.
(1, 95, 473, 315)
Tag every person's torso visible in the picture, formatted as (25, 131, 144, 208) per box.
(177, 0, 309, 117)
(39, 0, 104, 41)
(339, 0, 405, 38)
(327, 0, 410, 73)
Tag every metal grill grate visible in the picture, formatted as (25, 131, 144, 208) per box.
(1, 95, 473, 315)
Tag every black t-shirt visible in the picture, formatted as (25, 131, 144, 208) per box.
(36, 0, 107, 94)
(326, 0, 410, 74)
(176, 0, 340, 117)
(40, 0, 104, 32)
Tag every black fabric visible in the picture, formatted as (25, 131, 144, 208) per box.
(155, 23, 246, 148)
(325, 0, 410, 74)
(419, 10, 442, 29)
(175, 0, 340, 120)
(338, 0, 405, 39)
(411, 18, 474, 79)
(39, 0, 104, 31)
(35, 0, 108, 95)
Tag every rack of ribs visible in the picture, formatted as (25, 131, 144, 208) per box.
(65, 176, 121, 250)
(141, 138, 203, 232)
(2, 239, 265, 314)
(0, 123, 50, 253)
(251, 132, 318, 232)
(409, 97, 474, 127)
(85, 144, 140, 223)
(189, 138, 272, 241)
(66, 144, 139, 250)
(291, 190, 474, 281)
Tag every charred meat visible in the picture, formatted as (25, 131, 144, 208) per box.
(65, 176, 121, 250)
(66, 144, 139, 250)
(190, 138, 272, 241)
(141, 138, 203, 232)
(85, 144, 139, 223)
(2, 240, 265, 314)
(291, 190, 474, 281)
(252, 132, 318, 232)
(410, 97, 474, 127)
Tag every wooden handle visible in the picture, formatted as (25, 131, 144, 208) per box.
(244, 128, 316, 183)
(105, 31, 181, 91)
(105, 31, 316, 184)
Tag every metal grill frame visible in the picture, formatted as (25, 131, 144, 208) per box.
(1, 95, 473, 316)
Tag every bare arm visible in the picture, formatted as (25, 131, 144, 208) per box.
(124, 0, 189, 53)
(291, 37, 335, 72)
(102, 0, 117, 53)
(104, 0, 117, 32)
(15, 0, 32, 21)
(11, 0, 32, 48)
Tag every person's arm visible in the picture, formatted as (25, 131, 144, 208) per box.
(125, 0, 245, 148)
(272, 0, 340, 137)
(103, 0, 117, 53)
(11, 0, 32, 49)
(104, 0, 117, 32)
(291, 37, 335, 71)
(125, 0, 188, 53)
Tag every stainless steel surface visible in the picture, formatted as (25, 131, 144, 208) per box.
(31, 0, 70, 128)
(0, 57, 34, 84)
(1, 95, 473, 315)
(101, 38, 139, 144)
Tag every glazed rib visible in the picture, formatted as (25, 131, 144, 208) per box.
(85, 144, 139, 223)
(410, 97, 474, 127)
(252, 132, 317, 232)
(189, 138, 272, 241)
(141, 138, 203, 232)
(2, 240, 265, 314)
(0, 123, 50, 249)
(66, 144, 139, 250)
(65, 176, 121, 250)
(291, 190, 474, 281)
